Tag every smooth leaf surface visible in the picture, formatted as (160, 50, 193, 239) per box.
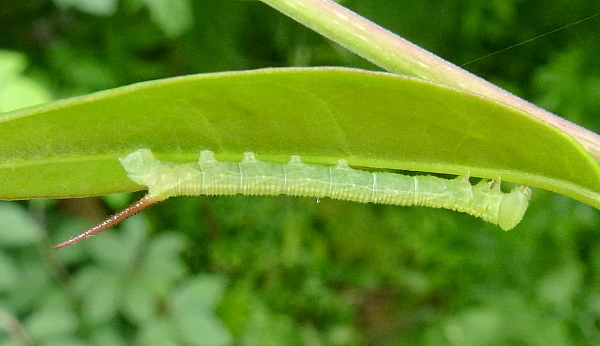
(1, 67, 599, 209)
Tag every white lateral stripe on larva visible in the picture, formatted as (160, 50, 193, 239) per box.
(371, 172, 377, 202)
(412, 176, 418, 205)
(119, 148, 531, 230)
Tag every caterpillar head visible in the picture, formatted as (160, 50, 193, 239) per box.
(497, 186, 531, 230)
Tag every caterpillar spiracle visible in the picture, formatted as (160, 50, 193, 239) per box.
(54, 149, 531, 248)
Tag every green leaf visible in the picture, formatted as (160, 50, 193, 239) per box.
(24, 306, 78, 342)
(170, 275, 228, 312)
(71, 267, 121, 324)
(0, 50, 52, 113)
(53, 0, 119, 16)
(141, 0, 194, 38)
(0, 202, 40, 245)
(174, 311, 233, 346)
(1, 68, 599, 210)
(170, 275, 232, 345)
(0, 250, 19, 291)
(0, 50, 27, 78)
(135, 318, 179, 346)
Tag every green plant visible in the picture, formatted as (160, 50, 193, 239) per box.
(1, 0, 600, 344)
(2, 1, 600, 210)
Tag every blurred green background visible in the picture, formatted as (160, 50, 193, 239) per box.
(1, 0, 600, 345)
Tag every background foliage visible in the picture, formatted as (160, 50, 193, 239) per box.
(1, 0, 600, 344)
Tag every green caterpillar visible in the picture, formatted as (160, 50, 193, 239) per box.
(55, 148, 531, 248)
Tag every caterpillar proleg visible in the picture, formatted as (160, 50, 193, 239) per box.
(54, 149, 531, 248)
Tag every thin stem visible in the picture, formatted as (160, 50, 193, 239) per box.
(0, 309, 31, 346)
(259, 0, 600, 162)
(53, 195, 159, 249)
